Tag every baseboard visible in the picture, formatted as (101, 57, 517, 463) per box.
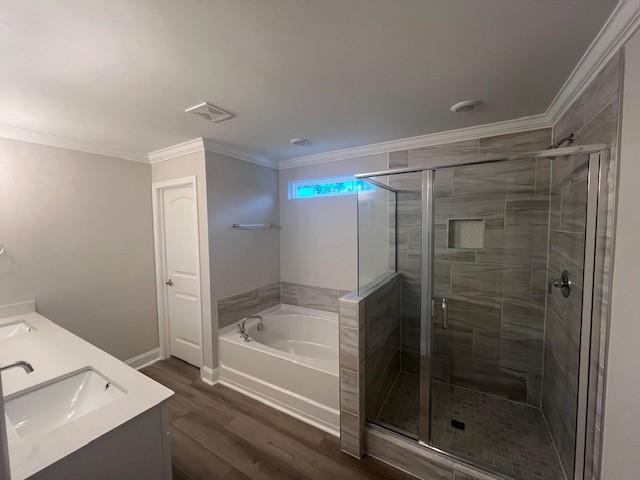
(125, 348, 161, 370)
(200, 366, 218, 385)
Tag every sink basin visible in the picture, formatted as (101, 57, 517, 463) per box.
(0, 320, 34, 339)
(5, 369, 125, 438)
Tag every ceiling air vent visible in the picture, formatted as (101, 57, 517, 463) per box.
(184, 102, 235, 123)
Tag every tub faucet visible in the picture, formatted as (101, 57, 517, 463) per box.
(237, 315, 263, 342)
(0, 361, 34, 374)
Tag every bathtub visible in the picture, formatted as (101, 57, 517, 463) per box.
(219, 305, 339, 435)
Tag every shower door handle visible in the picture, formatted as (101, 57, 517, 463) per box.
(441, 298, 448, 329)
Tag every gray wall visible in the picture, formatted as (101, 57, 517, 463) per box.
(602, 29, 640, 480)
(205, 151, 280, 330)
(0, 138, 158, 361)
(279, 154, 388, 292)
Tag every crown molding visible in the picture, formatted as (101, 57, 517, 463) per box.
(278, 113, 550, 170)
(545, 0, 640, 124)
(0, 123, 147, 163)
(147, 138, 206, 164)
(201, 138, 276, 169)
(147, 137, 276, 169)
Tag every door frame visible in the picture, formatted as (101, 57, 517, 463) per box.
(151, 176, 204, 368)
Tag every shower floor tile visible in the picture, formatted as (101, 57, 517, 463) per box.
(372, 372, 566, 480)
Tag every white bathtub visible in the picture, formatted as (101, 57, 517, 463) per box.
(219, 305, 339, 435)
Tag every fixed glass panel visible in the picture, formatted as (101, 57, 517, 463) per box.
(357, 175, 396, 292)
(361, 171, 422, 439)
(428, 155, 590, 480)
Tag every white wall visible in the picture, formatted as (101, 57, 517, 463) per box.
(206, 151, 280, 301)
(601, 30, 640, 479)
(279, 154, 388, 291)
(0, 138, 158, 361)
(151, 152, 214, 371)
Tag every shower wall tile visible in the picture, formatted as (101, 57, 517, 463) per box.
(453, 158, 536, 195)
(580, 52, 620, 124)
(505, 196, 550, 227)
(451, 263, 503, 306)
(366, 325, 401, 417)
(258, 282, 282, 311)
(389, 149, 409, 168)
(340, 368, 359, 415)
(535, 158, 552, 195)
(281, 281, 347, 313)
(502, 300, 545, 340)
(339, 274, 402, 457)
(575, 100, 619, 147)
(217, 289, 259, 329)
(218, 281, 349, 329)
(478, 128, 551, 159)
(477, 227, 548, 266)
(338, 295, 365, 457)
(339, 325, 360, 371)
(545, 51, 621, 478)
(408, 139, 478, 168)
(217, 282, 281, 328)
(554, 93, 586, 141)
(428, 151, 550, 405)
(561, 180, 588, 232)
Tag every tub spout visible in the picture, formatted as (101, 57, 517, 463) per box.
(238, 315, 263, 342)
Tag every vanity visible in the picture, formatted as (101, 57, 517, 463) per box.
(0, 301, 174, 480)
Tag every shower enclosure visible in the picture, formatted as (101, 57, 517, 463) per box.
(356, 145, 608, 480)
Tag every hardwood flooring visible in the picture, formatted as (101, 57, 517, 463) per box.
(142, 358, 415, 480)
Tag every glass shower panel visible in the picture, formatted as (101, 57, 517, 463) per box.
(357, 175, 396, 293)
(427, 155, 590, 480)
(360, 171, 422, 439)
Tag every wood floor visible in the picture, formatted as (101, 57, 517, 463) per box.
(142, 358, 415, 480)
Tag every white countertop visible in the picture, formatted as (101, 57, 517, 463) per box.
(0, 311, 173, 480)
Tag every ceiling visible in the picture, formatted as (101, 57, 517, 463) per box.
(0, 0, 619, 164)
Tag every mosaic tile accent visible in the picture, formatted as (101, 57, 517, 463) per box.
(431, 380, 565, 480)
(372, 373, 565, 480)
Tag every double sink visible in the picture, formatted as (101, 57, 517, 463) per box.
(1, 318, 125, 440)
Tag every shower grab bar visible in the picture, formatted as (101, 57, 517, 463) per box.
(232, 223, 281, 230)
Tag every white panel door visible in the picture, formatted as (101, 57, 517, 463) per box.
(162, 185, 201, 367)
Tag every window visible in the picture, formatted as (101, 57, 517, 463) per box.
(288, 176, 374, 199)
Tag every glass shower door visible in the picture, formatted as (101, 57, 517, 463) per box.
(359, 170, 423, 439)
(423, 155, 594, 480)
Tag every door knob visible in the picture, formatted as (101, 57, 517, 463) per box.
(165, 279, 174, 286)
